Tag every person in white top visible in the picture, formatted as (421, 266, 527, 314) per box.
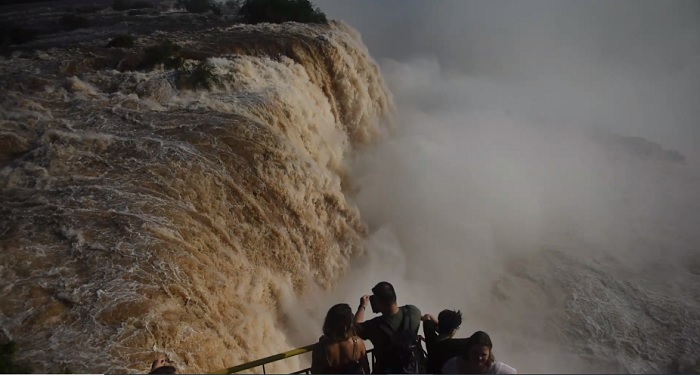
(441, 331, 517, 374)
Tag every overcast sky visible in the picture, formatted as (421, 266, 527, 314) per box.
(317, 0, 700, 158)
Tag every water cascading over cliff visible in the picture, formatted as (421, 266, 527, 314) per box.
(0, 14, 394, 373)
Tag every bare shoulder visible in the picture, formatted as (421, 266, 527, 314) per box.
(354, 336, 367, 351)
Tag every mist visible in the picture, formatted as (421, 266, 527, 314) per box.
(283, 1, 700, 373)
(317, 0, 700, 159)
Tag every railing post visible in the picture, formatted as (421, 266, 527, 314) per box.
(262, 363, 266, 374)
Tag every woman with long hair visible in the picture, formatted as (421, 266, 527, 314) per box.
(441, 331, 517, 374)
(311, 303, 370, 374)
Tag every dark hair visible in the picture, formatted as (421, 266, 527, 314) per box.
(322, 303, 355, 342)
(149, 366, 177, 374)
(437, 309, 462, 334)
(371, 281, 397, 305)
(466, 331, 495, 364)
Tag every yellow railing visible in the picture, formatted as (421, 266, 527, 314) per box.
(209, 344, 375, 374)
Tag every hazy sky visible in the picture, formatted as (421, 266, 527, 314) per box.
(317, 0, 700, 158)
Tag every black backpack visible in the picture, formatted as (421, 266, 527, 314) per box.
(377, 307, 427, 374)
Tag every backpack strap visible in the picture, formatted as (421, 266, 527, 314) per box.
(400, 306, 411, 332)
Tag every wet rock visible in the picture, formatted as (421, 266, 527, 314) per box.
(0, 129, 31, 163)
(138, 75, 178, 104)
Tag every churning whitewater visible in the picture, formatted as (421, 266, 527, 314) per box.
(0, 11, 393, 373)
(2, 3, 700, 375)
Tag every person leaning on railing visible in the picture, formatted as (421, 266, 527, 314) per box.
(422, 310, 469, 374)
(311, 303, 370, 374)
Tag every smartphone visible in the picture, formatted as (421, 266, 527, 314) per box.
(369, 295, 379, 313)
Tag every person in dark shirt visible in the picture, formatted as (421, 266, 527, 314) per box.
(353, 281, 422, 373)
(422, 309, 469, 374)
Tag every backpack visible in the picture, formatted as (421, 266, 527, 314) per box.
(376, 306, 427, 374)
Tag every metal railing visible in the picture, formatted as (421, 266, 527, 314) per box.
(209, 344, 375, 374)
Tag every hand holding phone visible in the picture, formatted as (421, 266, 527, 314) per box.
(358, 295, 368, 307)
(369, 295, 379, 313)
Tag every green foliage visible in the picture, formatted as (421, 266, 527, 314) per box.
(165, 57, 185, 70)
(0, 24, 39, 45)
(60, 14, 90, 30)
(113, 0, 153, 11)
(142, 40, 184, 69)
(75, 5, 105, 13)
(177, 61, 221, 90)
(0, 341, 31, 374)
(131, 0, 155, 8)
(127, 9, 147, 16)
(112, 0, 131, 10)
(239, 0, 327, 24)
(212, 2, 223, 15)
(106, 34, 135, 48)
(175, 0, 220, 13)
(225, 0, 242, 11)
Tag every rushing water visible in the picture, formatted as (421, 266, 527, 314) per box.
(2, 2, 700, 374)
(1, 4, 393, 373)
